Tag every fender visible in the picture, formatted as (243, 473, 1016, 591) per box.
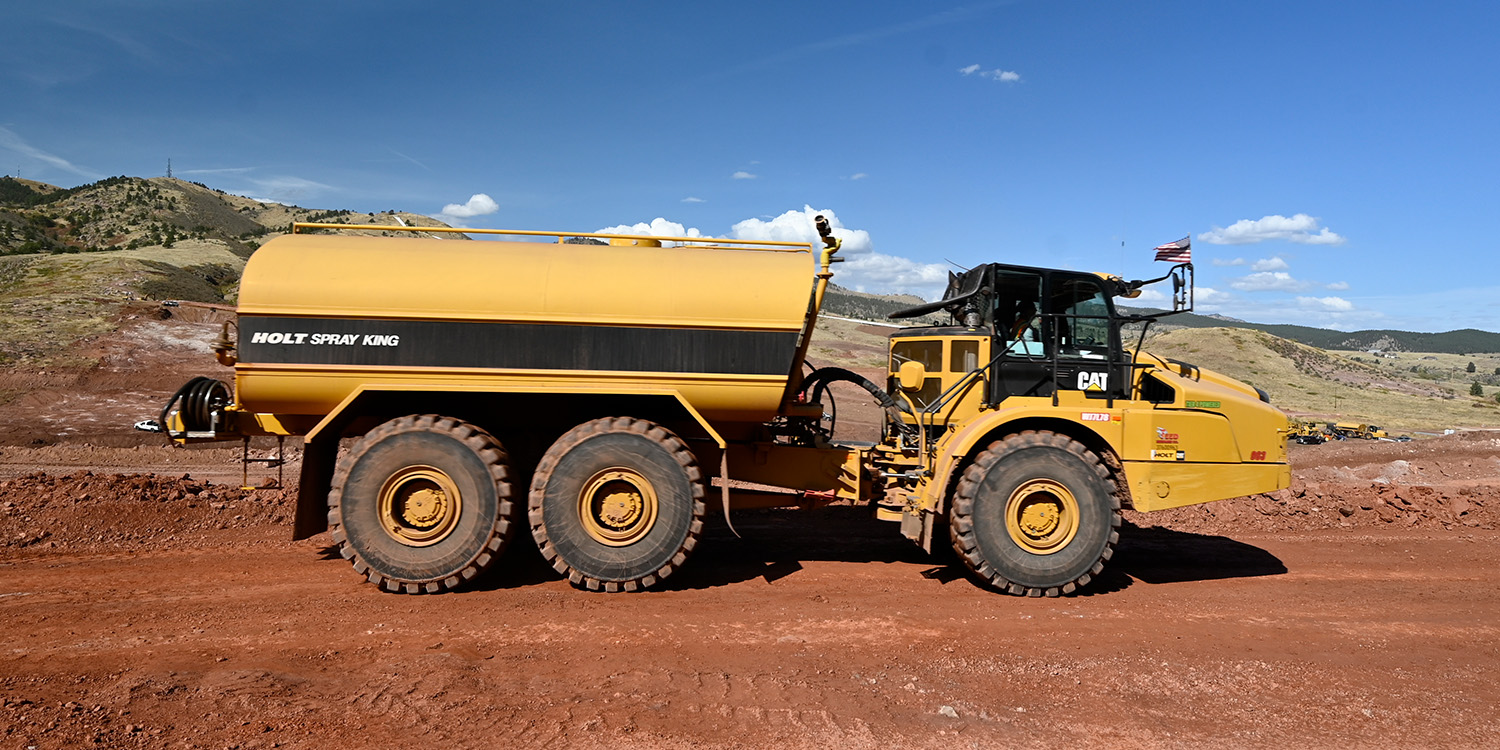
(293, 382, 728, 540)
(916, 394, 1126, 513)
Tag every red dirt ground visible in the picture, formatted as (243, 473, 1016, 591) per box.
(2, 315, 1499, 748)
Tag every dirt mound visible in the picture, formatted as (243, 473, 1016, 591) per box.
(1127, 430, 1500, 535)
(1291, 428, 1500, 474)
(1129, 476, 1496, 534)
(0, 471, 291, 551)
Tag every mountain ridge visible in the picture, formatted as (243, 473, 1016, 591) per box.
(4, 174, 1495, 353)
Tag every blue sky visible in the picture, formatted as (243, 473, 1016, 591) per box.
(3, 1, 1497, 333)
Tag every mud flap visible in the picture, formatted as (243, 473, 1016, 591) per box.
(900, 510, 937, 553)
(721, 451, 739, 538)
(293, 431, 337, 540)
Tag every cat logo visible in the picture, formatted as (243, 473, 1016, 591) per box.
(1076, 371, 1108, 391)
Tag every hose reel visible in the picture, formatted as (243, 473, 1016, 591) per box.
(160, 376, 230, 433)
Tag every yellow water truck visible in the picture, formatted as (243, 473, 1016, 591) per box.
(159, 220, 1289, 596)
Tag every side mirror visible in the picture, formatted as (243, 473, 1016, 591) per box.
(897, 360, 927, 392)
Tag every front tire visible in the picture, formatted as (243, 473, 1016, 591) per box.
(329, 415, 516, 594)
(949, 430, 1120, 597)
(529, 417, 705, 592)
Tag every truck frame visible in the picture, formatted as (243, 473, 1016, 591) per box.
(158, 219, 1290, 597)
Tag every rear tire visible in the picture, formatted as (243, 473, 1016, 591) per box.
(949, 430, 1120, 597)
(529, 417, 705, 592)
(329, 415, 516, 594)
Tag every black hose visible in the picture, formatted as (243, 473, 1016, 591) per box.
(798, 367, 918, 441)
(800, 366, 909, 414)
(158, 376, 229, 433)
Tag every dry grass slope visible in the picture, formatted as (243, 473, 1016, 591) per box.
(0, 241, 247, 366)
(1142, 327, 1500, 431)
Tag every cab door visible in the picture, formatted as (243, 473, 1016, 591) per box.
(990, 270, 1051, 400)
(1044, 273, 1128, 401)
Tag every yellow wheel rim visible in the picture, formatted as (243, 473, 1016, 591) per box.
(578, 467, 658, 547)
(1004, 479, 1080, 555)
(377, 465, 462, 547)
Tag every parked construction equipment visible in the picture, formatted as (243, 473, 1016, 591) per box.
(1289, 420, 1329, 445)
(154, 219, 1289, 597)
(1327, 422, 1409, 441)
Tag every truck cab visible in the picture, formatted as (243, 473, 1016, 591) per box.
(888, 263, 1137, 415)
(872, 259, 1290, 593)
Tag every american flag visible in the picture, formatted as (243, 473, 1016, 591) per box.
(1154, 236, 1191, 263)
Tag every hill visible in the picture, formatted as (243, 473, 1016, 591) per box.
(0, 175, 459, 258)
(822, 290, 1500, 355)
(1138, 327, 1500, 430)
(821, 283, 928, 322)
(2, 172, 1497, 432)
(1122, 305, 1500, 355)
(0, 176, 462, 367)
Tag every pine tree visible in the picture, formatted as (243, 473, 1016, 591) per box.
(1472, 382, 1484, 397)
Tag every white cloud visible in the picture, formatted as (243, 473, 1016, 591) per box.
(1251, 256, 1289, 271)
(1211, 257, 1246, 267)
(0, 125, 99, 179)
(681, 196, 705, 203)
(1195, 286, 1230, 304)
(388, 148, 430, 171)
(178, 166, 256, 176)
(438, 193, 499, 219)
(959, 64, 1021, 82)
(1230, 271, 1307, 292)
(713, 5, 1002, 79)
(732, 171, 757, 180)
(1325, 281, 1349, 290)
(1199, 214, 1346, 245)
(1188, 286, 1232, 315)
(848, 172, 868, 181)
(730, 206, 948, 297)
(1297, 296, 1354, 312)
(595, 218, 706, 247)
(1132, 289, 1169, 304)
(838, 253, 950, 299)
(600, 206, 946, 298)
(731, 205, 872, 254)
(244, 175, 334, 204)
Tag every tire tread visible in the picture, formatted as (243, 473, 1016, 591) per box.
(529, 416, 706, 593)
(948, 430, 1121, 597)
(328, 414, 515, 594)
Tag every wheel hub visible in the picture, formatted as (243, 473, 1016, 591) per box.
(402, 487, 447, 526)
(377, 466, 463, 547)
(1018, 500, 1061, 537)
(579, 468, 658, 547)
(1005, 479, 1080, 555)
(597, 486, 643, 529)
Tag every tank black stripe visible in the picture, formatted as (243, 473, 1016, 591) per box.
(236, 316, 799, 376)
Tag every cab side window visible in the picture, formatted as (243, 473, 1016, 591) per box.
(993, 271, 1044, 357)
(1048, 278, 1111, 359)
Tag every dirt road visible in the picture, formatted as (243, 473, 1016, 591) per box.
(3, 315, 1500, 748)
(4, 498, 1498, 749)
